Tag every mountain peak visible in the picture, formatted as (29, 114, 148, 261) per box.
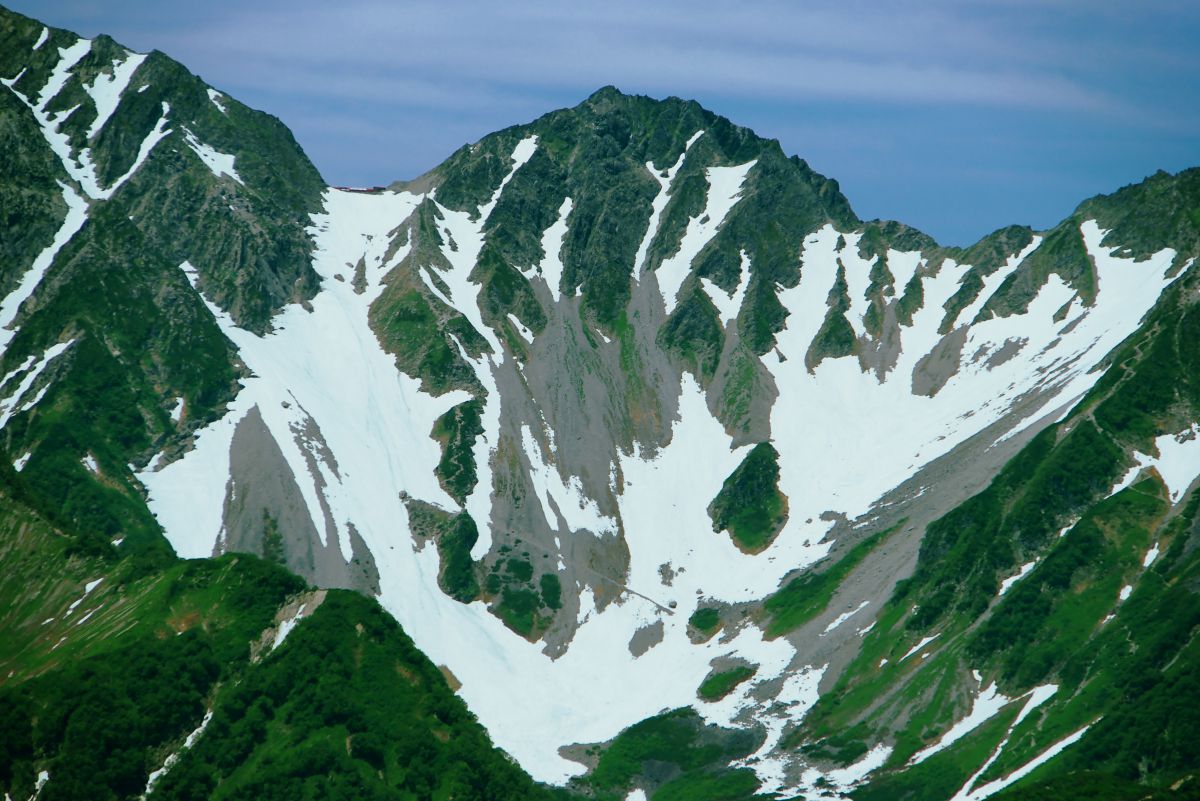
(584, 83, 627, 103)
(422, 87, 860, 336)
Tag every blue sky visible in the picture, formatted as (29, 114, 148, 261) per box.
(9, 0, 1199, 246)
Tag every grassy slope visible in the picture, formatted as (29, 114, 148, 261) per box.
(0, 487, 304, 800)
(0, 484, 570, 801)
(152, 592, 565, 801)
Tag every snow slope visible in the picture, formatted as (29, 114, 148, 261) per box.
(140, 130, 1185, 793)
(141, 177, 800, 781)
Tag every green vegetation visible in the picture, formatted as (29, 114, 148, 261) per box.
(0, 8, 326, 334)
(795, 723, 871, 767)
(708, 442, 788, 552)
(715, 344, 765, 437)
(658, 288, 725, 383)
(966, 485, 1161, 686)
(476, 554, 561, 638)
(764, 525, 895, 637)
(697, 666, 756, 701)
(366, 198, 494, 395)
(739, 278, 791, 356)
(435, 85, 858, 347)
(993, 772, 1200, 801)
(4, 632, 219, 801)
(581, 708, 761, 800)
(472, 244, 547, 338)
(1078, 166, 1200, 270)
(938, 225, 1035, 332)
(900, 254, 1200, 638)
(892, 268, 925, 327)
(861, 255, 895, 338)
(0, 473, 564, 801)
(495, 586, 541, 637)
(853, 220, 937, 338)
(437, 513, 482, 603)
(431, 400, 484, 504)
(370, 284, 486, 396)
(981, 221, 1095, 319)
(0, 4, 349, 585)
(539, 573, 562, 610)
(697, 148, 859, 356)
(152, 592, 562, 801)
(105, 61, 323, 333)
(806, 263, 859, 368)
(400, 500, 481, 602)
(903, 419, 1124, 632)
(1048, 499, 1200, 784)
(1091, 287, 1200, 444)
(506, 555, 535, 582)
(481, 144, 568, 271)
(851, 708, 1020, 801)
(652, 768, 762, 801)
(689, 607, 721, 634)
(647, 168, 708, 273)
(6, 11, 1200, 798)
(0, 70, 67, 303)
(0, 527, 304, 801)
(2, 203, 243, 565)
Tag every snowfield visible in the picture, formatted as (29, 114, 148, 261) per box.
(141, 134, 1184, 792)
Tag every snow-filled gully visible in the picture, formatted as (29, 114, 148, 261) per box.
(142, 134, 1181, 794)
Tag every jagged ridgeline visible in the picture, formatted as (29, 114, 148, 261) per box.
(3, 3, 1200, 800)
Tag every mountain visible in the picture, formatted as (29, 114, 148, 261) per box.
(2, 5, 1200, 800)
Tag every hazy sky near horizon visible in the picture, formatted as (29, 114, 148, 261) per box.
(8, 1, 1198, 246)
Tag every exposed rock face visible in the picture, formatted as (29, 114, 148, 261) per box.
(221, 405, 380, 594)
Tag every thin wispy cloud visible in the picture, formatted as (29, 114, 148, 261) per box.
(161, 0, 1126, 113)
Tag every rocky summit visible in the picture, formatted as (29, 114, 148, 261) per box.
(2, 5, 1200, 801)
